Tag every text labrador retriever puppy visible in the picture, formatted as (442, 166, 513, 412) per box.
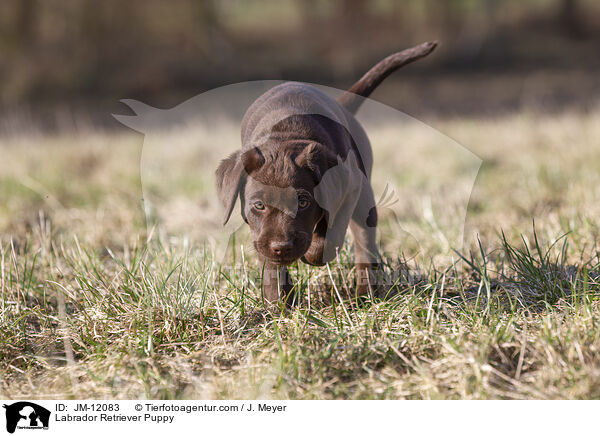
(216, 41, 437, 304)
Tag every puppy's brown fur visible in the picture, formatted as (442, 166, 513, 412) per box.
(216, 41, 437, 304)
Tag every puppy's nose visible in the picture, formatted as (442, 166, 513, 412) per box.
(270, 240, 293, 256)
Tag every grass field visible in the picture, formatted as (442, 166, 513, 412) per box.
(2, 106, 600, 399)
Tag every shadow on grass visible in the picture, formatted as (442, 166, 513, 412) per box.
(280, 222, 600, 317)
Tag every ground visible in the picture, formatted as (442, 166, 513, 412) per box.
(1, 106, 600, 399)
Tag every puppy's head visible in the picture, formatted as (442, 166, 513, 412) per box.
(215, 141, 337, 265)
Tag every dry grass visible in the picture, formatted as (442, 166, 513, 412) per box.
(2, 107, 600, 399)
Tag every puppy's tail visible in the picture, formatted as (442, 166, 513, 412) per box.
(337, 41, 438, 114)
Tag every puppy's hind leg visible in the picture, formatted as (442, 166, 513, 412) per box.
(350, 184, 381, 298)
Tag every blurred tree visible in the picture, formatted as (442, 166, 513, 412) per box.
(559, 0, 585, 38)
(14, 0, 37, 50)
(191, 0, 235, 68)
(0, 0, 599, 107)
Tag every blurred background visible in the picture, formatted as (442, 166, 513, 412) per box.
(1, 0, 599, 131)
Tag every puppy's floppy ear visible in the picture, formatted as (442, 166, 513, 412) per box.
(241, 146, 265, 174)
(216, 151, 244, 225)
(295, 142, 337, 180)
(313, 151, 363, 261)
(215, 147, 265, 225)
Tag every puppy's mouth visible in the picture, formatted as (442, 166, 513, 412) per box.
(260, 249, 303, 265)
(254, 239, 309, 266)
(265, 256, 298, 266)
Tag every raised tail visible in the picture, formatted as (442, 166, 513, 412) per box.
(337, 41, 438, 114)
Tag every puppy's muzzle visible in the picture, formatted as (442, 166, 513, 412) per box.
(257, 232, 311, 265)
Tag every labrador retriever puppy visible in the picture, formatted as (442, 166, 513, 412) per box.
(216, 41, 437, 304)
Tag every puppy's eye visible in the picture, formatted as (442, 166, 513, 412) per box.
(298, 198, 310, 209)
(253, 200, 265, 211)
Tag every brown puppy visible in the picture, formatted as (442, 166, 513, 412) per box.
(216, 41, 437, 304)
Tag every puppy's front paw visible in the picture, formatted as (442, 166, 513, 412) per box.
(261, 264, 295, 306)
(355, 263, 380, 298)
(301, 250, 326, 267)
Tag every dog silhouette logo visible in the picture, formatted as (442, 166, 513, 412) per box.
(2, 402, 50, 433)
(114, 81, 481, 274)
